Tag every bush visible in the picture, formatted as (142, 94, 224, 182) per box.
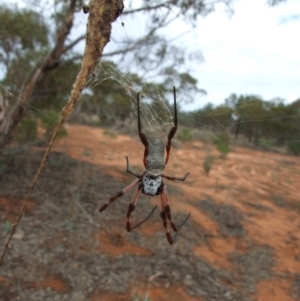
(287, 141, 300, 156)
(15, 118, 38, 142)
(213, 131, 230, 155)
(177, 128, 193, 142)
(217, 143, 230, 155)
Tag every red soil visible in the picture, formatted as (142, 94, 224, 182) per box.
(53, 124, 300, 300)
(3, 124, 299, 300)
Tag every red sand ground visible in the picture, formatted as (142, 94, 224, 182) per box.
(2, 123, 300, 300)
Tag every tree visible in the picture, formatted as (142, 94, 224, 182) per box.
(0, 0, 211, 147)
(0, 1, 85, 147)
(0, 0, 287, 148)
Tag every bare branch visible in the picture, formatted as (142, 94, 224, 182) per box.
(122, 2, 170, 15)
(104, 9, 177, 58)
(60, 54, 83, 64)
(62, 34, 85, 54)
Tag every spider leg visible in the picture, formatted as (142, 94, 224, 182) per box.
(125, 156, 142, 178)
(130, 205, 158, 231)
(126, 186, 142, 231)
(162, 172, 190, 181)
(162, 184, 177, 232)
(165, 87, 178, 165)
(99, 178, 140, 212)
(137, 92, 149, 167)
(161, 184, 191, 244)
(173, 213, 191, 243)
(160, 183, 176, 244)
(160, 210, 173, 245)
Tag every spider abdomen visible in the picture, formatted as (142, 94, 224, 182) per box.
(145, 134, 166, 177)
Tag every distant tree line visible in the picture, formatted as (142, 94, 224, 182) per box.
(179, 94, 300, 154)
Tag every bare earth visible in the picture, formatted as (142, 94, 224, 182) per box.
(0, 124, 300, 301)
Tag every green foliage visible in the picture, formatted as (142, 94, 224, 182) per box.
(177, 128, 193, 142)
(214, 131, 230, 155)
(40, 111, 59, 133)
(0, 6, 49, 94)
(40, 112, 67, 139)
(193, 93, 300, 154)
(217, 144, 230, 155)
(214, 131, 230, 147)
(0, 6, 49, 55)
(287, 141, 300, 156)
(15, 118, 38, 142)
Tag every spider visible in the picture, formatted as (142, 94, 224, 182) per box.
(99, 87, 190, 244)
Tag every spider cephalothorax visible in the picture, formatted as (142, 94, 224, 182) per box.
(99, 87, 190, 244)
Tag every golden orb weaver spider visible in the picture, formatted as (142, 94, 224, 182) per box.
(99, 87, 190, 244)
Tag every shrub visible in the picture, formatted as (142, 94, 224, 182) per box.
(287, 141, 300, 156)
(15, 118, 38, 142)
(177, 128, 193, 142)
(217, 144, 230, 155)
(213, 131, 230, 155)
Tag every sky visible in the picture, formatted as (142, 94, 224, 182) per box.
(180, 0, 300, 109)
(5, 0, 300, 111)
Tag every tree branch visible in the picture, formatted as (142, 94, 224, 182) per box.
(62, 34, 85, 54)
(122, 2, 170, 15)
(104, 9, 177, 58)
